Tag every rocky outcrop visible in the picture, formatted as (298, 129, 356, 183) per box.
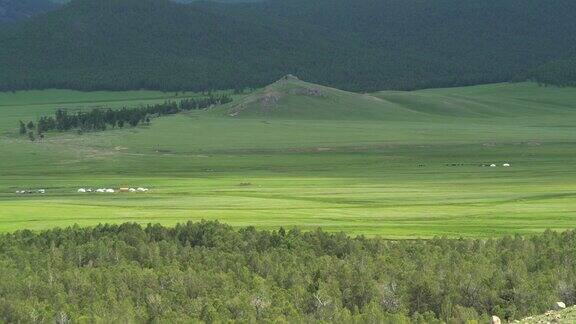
(555, 301, 567, 310)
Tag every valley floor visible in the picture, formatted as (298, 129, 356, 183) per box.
(1, 83, 576, 237)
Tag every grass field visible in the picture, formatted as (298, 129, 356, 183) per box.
(1, 81, 576, 237)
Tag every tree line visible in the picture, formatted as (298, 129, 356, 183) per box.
(19, 94, 232, 139)
(0, 221, 574, 323)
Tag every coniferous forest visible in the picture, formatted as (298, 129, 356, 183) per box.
(0, 221, 574, 323)
(0, 0, 575, 92)
(525, 57, 576, 87)
(19, 94, 231, 136)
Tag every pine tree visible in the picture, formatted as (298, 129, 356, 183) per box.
(19, 121, 26, 135)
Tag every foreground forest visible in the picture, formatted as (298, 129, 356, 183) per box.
(0, 221, 574, 323)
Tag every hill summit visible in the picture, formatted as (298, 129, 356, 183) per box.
(217, 76, 420, 120)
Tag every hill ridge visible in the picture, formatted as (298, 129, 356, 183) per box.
(215, 76, 423, 120)
(215, 79, 576, 121)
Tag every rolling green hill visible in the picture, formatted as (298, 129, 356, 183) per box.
(1, 0, 575, 92)
(373, 83, 576, 118)
(217, 77, 576, 121)
(214, 75, 422, 120)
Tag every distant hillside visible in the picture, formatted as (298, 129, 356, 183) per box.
(0, 0, 57, 23)
(0, 0, 356, 92)
(0, 0, 575, 92)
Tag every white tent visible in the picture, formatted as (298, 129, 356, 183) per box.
(502, 163, 510, 167)
(106, 189, 115, 193)
(78, 188, 87, 193)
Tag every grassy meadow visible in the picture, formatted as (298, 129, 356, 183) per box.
(1, 82, 576, 237)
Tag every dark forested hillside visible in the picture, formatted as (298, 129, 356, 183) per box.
(0, 221, 575, 323)
(0, 0, 575, 92)
(248, 0, 576, 89)
(525, 56, 576, 87)
(0, 0, 364, 91)
(0, 0, 57, 23)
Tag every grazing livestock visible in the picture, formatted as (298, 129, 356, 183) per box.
(15, 189, 46, 194)
(77, 187, 147, 194)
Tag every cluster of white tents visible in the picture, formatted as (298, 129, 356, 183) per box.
(487, 163, 511, 168)
(77, 187, 149, 193)
(15, 189, 46, 194)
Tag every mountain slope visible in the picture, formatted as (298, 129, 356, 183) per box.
(0, 0, 575, 92)
(0, 0, 57, 23)
(245, 0, 576, 89)
(0, 0, 360, 92)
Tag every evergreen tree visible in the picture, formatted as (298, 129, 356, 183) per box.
(18, 121, 26, 135)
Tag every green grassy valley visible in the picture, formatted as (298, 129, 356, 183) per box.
(2, 80, 576, 237)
